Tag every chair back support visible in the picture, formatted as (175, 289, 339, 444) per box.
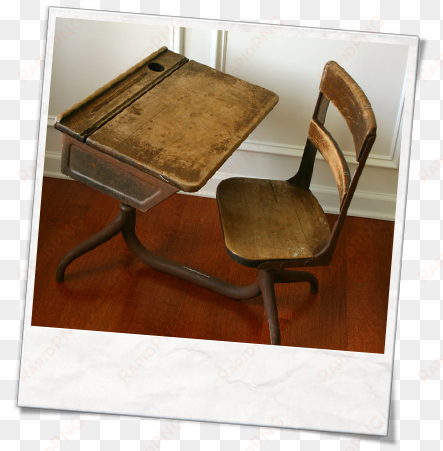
(282, 61, 377, 269)
(307, 61, 377, 209)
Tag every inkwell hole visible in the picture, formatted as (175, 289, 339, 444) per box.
(148, 63, 165, 72)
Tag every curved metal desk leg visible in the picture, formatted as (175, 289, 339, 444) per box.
(257, 270, 281, 346)
(57, 201, 264, 338)
(56, 204, 132, 282)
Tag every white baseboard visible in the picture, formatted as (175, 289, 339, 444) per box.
(44, 148, 396, 221)
(44, 149, 67, 179)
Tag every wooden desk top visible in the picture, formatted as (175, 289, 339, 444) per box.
(55, 47, 279, 192)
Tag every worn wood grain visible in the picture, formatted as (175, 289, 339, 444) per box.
(55, 48, 188, 142)
(320, 61, 377, 160)
(216, 178, 330, 266)
(308, 118, 351, 205)
(86, 59, 279, 192)
(54, 47, 279, 192)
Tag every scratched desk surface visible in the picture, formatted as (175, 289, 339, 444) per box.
(55, 46, 279, 192)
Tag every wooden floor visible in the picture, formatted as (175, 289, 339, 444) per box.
(32, 177, 394, 353)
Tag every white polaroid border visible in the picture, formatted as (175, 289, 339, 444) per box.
(18, 7, 419, 436)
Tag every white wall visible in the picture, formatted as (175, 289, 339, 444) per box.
(45, 18, 409, 220)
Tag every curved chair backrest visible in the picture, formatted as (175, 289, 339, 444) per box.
(319, 61, 377, 161)
(287, 61, 377, 267)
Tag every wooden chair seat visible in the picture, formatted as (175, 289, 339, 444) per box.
(217, 177, 331, 267)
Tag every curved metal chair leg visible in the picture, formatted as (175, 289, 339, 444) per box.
(257, 270, 281, 345)
(56, 204, 132, 282)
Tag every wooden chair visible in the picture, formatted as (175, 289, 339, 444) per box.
(216, 61, 377, 345)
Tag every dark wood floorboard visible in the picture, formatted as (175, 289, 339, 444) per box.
(32, 177, 394, 353)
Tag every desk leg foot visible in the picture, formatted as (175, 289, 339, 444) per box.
(257, 270, 281, 346)
(56, 204, 133, 282)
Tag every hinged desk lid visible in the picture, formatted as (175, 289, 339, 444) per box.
(55, 47, 279, 192)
